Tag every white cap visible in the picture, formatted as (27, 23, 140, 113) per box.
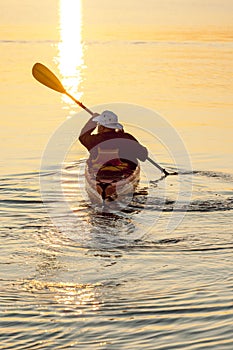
(93, 110, 123, 130)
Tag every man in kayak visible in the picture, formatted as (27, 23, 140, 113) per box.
(79, 110, 148, 177)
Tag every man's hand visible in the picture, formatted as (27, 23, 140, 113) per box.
(92, 112, 100, 120)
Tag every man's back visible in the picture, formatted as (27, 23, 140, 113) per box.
(79, 112, 148, 170)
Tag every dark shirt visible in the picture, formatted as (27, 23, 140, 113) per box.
(79, 117, 148, 168)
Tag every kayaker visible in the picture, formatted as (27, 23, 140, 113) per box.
(79, 110, 148, 176)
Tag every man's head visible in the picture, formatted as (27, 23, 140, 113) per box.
(93, 111, 123, 131)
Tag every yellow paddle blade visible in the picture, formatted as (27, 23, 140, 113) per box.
(32, 62, 66, 94)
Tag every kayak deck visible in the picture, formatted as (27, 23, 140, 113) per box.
(85, 164, 140, 206)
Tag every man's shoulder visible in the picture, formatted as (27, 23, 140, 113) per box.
(120, 132, 137, 141)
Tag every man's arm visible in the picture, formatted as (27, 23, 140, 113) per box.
(79, 115, 98, 150)
(137, 144, 148, 161)
(124, 132, 148, 162)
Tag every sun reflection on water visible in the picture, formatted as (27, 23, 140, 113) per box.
(23, 280, 103, 314)
(57, 0, 84, 104)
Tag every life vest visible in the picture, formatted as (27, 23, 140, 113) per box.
(90, 147, 129, 174)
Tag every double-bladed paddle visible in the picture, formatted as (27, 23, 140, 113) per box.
(32, 62, 176, 176)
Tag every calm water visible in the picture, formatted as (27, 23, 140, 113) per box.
(1, 1, 233, 349)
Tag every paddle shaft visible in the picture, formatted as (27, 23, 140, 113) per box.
(147, 157, 169, 176)
(65, 91, 94, 115)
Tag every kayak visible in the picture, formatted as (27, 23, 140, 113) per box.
(85, 163, 140, 207)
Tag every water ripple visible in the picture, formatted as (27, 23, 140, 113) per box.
(1, 165, 233, 349)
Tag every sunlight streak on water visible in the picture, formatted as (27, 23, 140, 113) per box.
(57, 0, 84, 103)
